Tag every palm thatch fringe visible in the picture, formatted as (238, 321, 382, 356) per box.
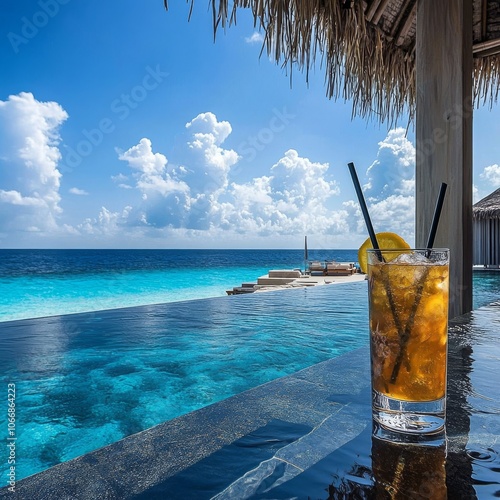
(474, 53, 500, 108)
(167, 0, 500, 124)
(473, 187, 500, 219)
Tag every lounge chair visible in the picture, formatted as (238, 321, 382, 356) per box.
(308, 261, 325, 275)
(325, 262, 355, 276)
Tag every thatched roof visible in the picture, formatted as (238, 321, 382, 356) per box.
(473, 187, 500, 219)
(168, 0, 500, 123)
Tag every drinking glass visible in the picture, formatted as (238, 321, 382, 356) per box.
(367, 248, 449, 439)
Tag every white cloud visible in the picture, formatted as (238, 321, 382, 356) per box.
(473, 184, 480, 204)
(111, 173, 129, 182)
(78, 206, 132, 235)
(367, 194, 415, 243)
(218, 149, 340, 235)
(480, 164, 500, 187)
(69, 187, 88, 196)
(86, 113, 341, 237)
(115, 138, 191, 228)
(357, 128, 416, 243)
(98, 114, 240, 232)
(0, 190, 46, 206)
(245, 32, 264, 44)
(0, 92, 68, 234)
(0, 89, 421, 248)
(118, 138, 189, 197)
(364, 128, 415, 200)
(57, 108, 416, 247)
(112, 174, 133, 190)
(184, 112, 240, 194)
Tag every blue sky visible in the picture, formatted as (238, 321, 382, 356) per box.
(1, 1, 499, 249)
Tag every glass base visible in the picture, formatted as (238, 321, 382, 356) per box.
(372, 390, 445, 438)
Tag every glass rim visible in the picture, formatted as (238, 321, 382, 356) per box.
(366, 248, 449, 253)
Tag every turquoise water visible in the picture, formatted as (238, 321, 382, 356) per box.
(1, 282, 368, 483)
(0, 250, 498, 484)
(473, 270, 500, 309)
(0, 249, 358, 322)
(0, 266, 267, 322)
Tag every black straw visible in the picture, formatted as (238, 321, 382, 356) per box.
(390, 182, 448, 383)
(347, 162, 381, 254)
(348, 161, 405, 385)
(426, 183, 448, 252)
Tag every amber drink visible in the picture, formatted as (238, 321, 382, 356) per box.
(367, 249, 449, 437)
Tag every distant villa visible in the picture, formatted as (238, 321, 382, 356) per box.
(473, 187, 500, 268)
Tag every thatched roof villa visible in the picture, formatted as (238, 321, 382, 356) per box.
(172, 0, 500, 317)
(474, 187, 500, 267)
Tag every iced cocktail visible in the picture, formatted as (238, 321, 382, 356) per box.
(368, 248, 449, 437)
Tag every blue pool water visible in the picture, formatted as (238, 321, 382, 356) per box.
(1, 282, 368, 482)
(0, 250, 499, 484)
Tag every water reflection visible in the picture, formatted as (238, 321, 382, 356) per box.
(468, 446, 500, 496)
(371, 436, 447, 499)
(446, 324, 475, 498)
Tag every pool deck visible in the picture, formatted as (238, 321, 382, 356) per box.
(254, 272, 367, 292)
(228, 269, 366, 295)
(2, 299, 500, 498)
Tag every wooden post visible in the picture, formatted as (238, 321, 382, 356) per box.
(416, 0, 473, 318)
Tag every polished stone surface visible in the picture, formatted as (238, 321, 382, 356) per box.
(2, 301, 500, 499)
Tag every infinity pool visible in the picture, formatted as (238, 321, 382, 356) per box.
(2, 271, 499, 484)
(1, 282, 369, 482)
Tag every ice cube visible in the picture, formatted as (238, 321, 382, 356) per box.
(391, 251, 430, 265)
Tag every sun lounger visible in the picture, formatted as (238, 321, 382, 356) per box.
(325, 262, 356, 276)
(308, 261, 325, 275)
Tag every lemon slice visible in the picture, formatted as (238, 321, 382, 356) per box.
(357, 232, 410, 274)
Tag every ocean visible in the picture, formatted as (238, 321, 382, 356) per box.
(0, 248, 360, 322)
(0, 249, 498, 322)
